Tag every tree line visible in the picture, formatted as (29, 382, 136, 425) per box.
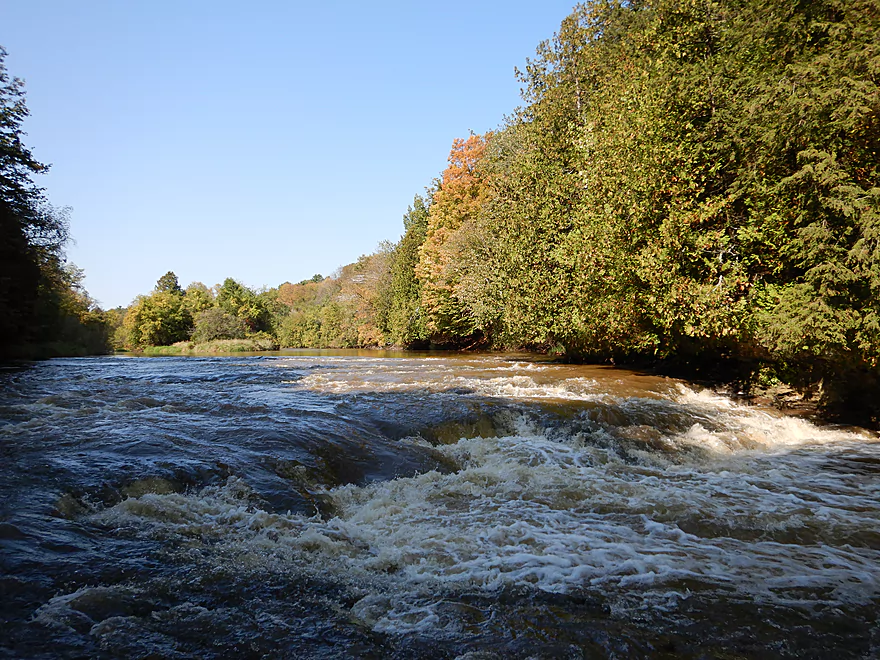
(3, 0, 878, 423)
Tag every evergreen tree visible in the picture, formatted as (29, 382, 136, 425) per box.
(386, 195, 431, 345)
(155, 271, 183, 294)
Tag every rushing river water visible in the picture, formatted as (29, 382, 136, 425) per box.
(1, 352, 878, 659)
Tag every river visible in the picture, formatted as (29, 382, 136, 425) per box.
(1, 352, 878, 658)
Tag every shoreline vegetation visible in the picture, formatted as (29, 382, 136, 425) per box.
(137, 337, 280, 356)
(2, 0, 878, 427)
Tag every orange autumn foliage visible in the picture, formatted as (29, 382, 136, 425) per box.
(416, 133, 493, 337)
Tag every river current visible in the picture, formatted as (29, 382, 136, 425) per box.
(1, 352, 878, 658)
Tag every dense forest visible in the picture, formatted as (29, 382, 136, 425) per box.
(3, 0, 878, 423)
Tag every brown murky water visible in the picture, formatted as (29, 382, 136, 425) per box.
(1, 352, 878, 658)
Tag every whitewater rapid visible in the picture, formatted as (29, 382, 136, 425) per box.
(90, 357, 880, 634)
(3, 353, 878, 658)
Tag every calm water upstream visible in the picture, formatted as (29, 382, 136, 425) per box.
(1, 352, 878, 659)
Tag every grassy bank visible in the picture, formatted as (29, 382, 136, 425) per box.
(139, 337, 280, 355)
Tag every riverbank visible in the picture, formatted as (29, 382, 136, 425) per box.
(138, 337, 279, 355)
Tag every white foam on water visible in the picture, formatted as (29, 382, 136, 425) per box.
(90, 394, 880, 636)
(290, 365, 602, 402)
(669, 385, 876, 451)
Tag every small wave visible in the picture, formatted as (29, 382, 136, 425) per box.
(670, 385, 876, 452)
(292, 370, 601, 402)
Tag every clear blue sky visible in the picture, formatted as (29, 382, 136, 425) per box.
(2, 1, 576, 309)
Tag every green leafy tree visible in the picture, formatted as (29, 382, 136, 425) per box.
(191, 307, 247, 343)
(216, 278, 269, 332)
(123, 291, 193, 348)
(31, 260, 111, 355)
(183, 281, 214, 314)
(255, 287, 291, 337)
(123, 273, 194, 347)
(105, 306, 128, 350)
